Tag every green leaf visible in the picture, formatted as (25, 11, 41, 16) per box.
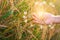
(1, 10, 13, 20)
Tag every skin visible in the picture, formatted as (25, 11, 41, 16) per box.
(53, 16, 60, 24)
(33, 13, 60, 25)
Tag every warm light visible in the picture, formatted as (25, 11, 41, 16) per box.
(34, 1, 47, 20)
(37, 11, 45, 19)
(34, 1, 56, 24)
(49, 2, 55, 7)
(35, 1, 46, 6)
(35, 1, 39, 5)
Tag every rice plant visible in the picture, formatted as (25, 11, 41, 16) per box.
(0, 0, 60, 40)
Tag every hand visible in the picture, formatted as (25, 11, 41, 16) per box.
(32, 13, 55, 25)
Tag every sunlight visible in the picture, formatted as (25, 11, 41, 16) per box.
(49, 2, 55, 7)
(37, 11, 45, 19)
(34, 1, 56, 21)
(34, 1, 47, 20)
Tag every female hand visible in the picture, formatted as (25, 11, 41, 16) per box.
(33, 13, 55, 25)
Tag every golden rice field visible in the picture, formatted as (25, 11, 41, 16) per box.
(0, 0, 60, 40)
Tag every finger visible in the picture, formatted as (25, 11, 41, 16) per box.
(33, 13, 39, 19)
(33, 17, 43, 23)
(32, 15, 41, 21)
(32, 16, 39, 20)
(33, 20, 40, 24)
(33, 14, 44, 21)
(32, 17, 42, 23)
(33, 20, 44, 25)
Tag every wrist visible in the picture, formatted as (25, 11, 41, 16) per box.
(53, 16, 59, 24)
(53, 15, 60, 24)
(52, 16, 56, 24)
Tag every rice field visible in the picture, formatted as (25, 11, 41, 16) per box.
(0, 0, 60, 40)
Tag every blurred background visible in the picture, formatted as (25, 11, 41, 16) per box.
(0, 0, 60, 40)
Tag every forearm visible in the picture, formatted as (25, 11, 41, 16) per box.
(53, 15, 60, 24)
